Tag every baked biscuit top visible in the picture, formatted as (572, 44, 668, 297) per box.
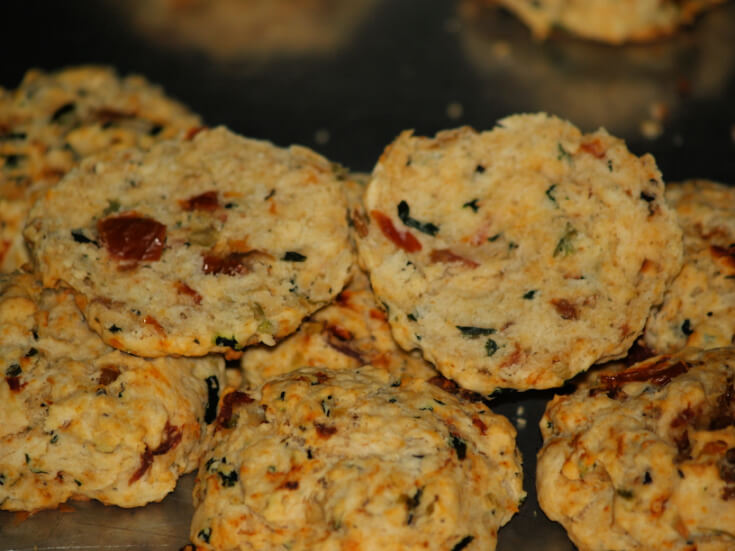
(537, 347, 735, 551)
(0, 65, 201, 272)
(358, 113, 682, 394)
(0, 270, 225, 511)
(24, 127, 355, 358)
(191, 365, 524, 551)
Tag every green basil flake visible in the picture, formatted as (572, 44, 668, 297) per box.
(397, 200, 439, 236)
(204, 375, 220, 425)
(103, 199, 121, 216)
(450, 433, 467, 460)
(545, 184, 557, 204)
(5, 364, 21, 377)
(283, 251, 307, 262)
(553, 222, 578, 257)
(523, 290, 536, 300)
(557, 143, 572, 163)
(197, 528, 212, 544)
(218, 469, 239, 487)
(456, 326, 495, 338)
(462, 198, 479, 212)
(451, 536, 475, 551)
(214, 335, 241, 350)
(485, 338, 499, 356)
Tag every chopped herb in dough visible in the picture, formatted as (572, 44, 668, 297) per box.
(397, 200, 439, 236)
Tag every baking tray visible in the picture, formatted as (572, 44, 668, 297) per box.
(2, 1, 734, 549)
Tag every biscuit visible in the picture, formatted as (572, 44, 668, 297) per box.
(241, 267, 437, 388)
(537, 347, 735, 551)
(357, 114, 682, 394)
(645, 180, 735, 353)
(0, 271, 225, 511)
(24, 127, 355, 357)
(190, 365, 524, 550)
(492, 0, 725, 44)
(0, 65, 201, 273)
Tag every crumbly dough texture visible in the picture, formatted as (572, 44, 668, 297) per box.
(0, 271, 225, 511)
(24, 126, 354, 357)
(537, 347, 735, 551)
(358, 114, 682, 394)
(492, 0, 725, 44)
(0, 65, 201, 273)
(191, 365, 524, 551)
(645, 180, 735, 354)
(241, 267, 437, 388)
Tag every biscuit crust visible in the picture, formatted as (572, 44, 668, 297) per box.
(537, 348, 735, 551)
(0, 66, 201, 273)
(0, 271, 225, 511)
(24, 127, 354, 357)
(358, 114, 682, 393)
(191, 366, 524, 550)
(645, 180, 735, 353)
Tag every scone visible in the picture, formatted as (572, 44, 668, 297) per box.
(537, 347, 735, 551)
(0, 65, 201, 273)
(240, 267, 437, 388)
(492, 0, 725, 44)
(24, 126, 354, 358)
(190, 365, 525, 550)
(645, 180, 735, 353)
(357, 114, 682, 394)
(0, 270, 225, 512)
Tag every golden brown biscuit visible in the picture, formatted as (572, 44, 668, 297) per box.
(537, 347, 735, 551)
(191, 365, 524, 550)
(0, 270, 225, 511)
(24, 127, 355, 358)
(0, 66, 201, 273)
(357, 114, 682, 394)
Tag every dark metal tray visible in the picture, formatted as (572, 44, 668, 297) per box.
(2, 1, 734, 549)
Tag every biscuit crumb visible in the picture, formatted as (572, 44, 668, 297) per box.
(446, 101, 464, 120)
(314, 128, 331, 145)
(640, 119, 663, 140)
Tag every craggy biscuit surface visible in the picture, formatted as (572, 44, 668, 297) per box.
(493, 0, 725, 44)
(537, 347, 735, 551)
(240, 268, 437, 388)
(191, 366, 524, 551)
(645, 180, 735, 353)
(0, 271, 225, 511)
(358, 114, 682, 394)
(0, 65, 201, 273)
(24, 127, 354, 357)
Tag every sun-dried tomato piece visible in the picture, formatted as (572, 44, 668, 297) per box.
(579, 138, 606, 158)
(179, 191, 219, 212)
(202, 250, 271, 276)
(217, 391, 254, 429)
(430, 248, 479, 268)
(98, 214, 166, 262)
(202, 252, 250, 276)
(371, 210, 421, 253)
(315, 422, 337, 438)
(550, 298, 578, 320)
(129, 422, 182, 484)
(175, 281, 202, 304)
(600, 358, 689, 389)
(98, 365, 121, 386)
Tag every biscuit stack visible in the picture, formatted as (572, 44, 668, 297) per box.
(1, 66, 734, 551)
